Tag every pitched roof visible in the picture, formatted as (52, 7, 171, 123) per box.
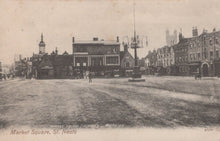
(120, 50, 134, 61)
(73, 40, 120, 45)
(39, 57, 53, 69)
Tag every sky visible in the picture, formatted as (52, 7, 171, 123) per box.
(1, 0, 220, 65)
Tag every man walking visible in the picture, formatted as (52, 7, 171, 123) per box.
(88, 72, 92, 83)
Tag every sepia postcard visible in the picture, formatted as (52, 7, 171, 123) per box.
(0, 0, 220, 140)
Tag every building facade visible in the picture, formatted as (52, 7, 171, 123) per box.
(72, 37, 121, 75)
(173, 33, 189, 75)
(146, 27, 220, 77)
(156, 45, 175, 74)
(187, 29, 220, 76)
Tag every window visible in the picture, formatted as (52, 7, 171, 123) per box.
(204, 37, 206, 45)
(198, 53, 200, 59)
(216, 50, 219, 58)
(76, 47, 87, 52)
(126, 62, 130, 67)
(91, 57, 103, 66)
(204, 52, 207, 59)
(210, 51, 213, 57)
(106, 56, 118, 65)
(112, 48, 116, 53)
(204, 48, 207, 59)
(75, 57, 87, 66)
(216, 39, 219, 44)
(210, 39, 213, 45)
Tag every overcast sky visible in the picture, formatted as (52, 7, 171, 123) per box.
(1, 0, 220, 65)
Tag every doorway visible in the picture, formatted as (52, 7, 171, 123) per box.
(202, 63, 209, 77)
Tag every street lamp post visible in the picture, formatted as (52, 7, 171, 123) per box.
(213, 31, 217, 76)
(127, 1, 147, 82)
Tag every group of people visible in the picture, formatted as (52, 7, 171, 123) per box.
(0, 73, 15, 80)
(79, 70, 93, 83)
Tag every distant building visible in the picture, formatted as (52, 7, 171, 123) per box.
(166, 29, 177, 46)
(145, 50, 157, 75)
(14, 57, 28, 77)
(154, 27, 220, 76)
(31, 34, 74, 79)
(157, 46, 175, 74)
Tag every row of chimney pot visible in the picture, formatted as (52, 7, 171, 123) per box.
(72, 36, 120, 43)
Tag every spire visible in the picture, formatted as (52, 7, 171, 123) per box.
(39, 33, 46, 54)
(41, 33, 43, 41)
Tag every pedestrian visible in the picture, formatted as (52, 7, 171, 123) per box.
(88, 72, 92, 83)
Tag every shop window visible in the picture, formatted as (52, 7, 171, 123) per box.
(91, 57, 103, 66)
(106, 56, 118, 65)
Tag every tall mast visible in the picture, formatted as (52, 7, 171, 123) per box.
(133, 0, 138, 66)
(133, 0, 136, 42)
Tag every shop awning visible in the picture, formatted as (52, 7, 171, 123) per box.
(41, 66, 53, 70)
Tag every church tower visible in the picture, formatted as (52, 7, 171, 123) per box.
(39, 33, 46, 54)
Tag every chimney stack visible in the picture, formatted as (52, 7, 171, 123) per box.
(124, 43, 128, 52)
(55, 47, 58, 55)
(213, 28, 216, 32)
(117, 36, 119, 42)
(93, 37, 98, 41)
(72, 37, 75, 43)
(179, 28, 183, 42)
